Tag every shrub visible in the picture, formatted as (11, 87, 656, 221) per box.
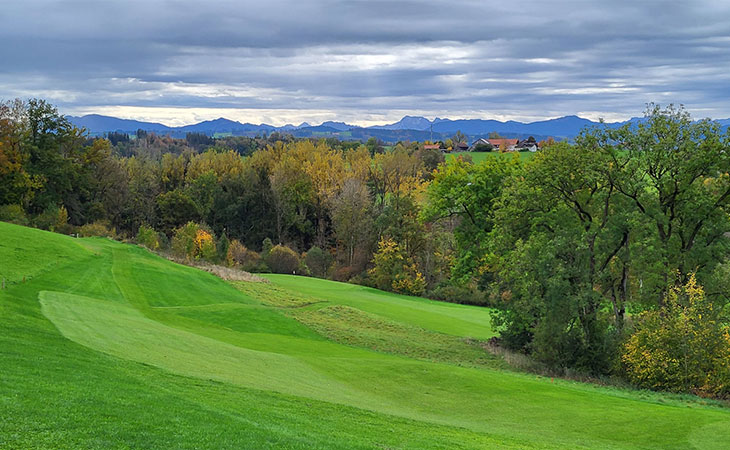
(333, 264, 357, 282)
(369, 237, 426, 296)
(622, 275, 730, 398)
(171, 222, 216, 261)
(217, 233, 230, 263)
(194, 228, 217, 260)
(261, 237, 273, 257)
(136, 224, 160, 250)
(265, 244, 300, 274)
(78, 221, 116, 238)
(392, 263, 426, 296)
(0, 204, 28, 225)
(305, 246, 332, 278)
(429, 284, 485, 305)
(227, 239, 262, 271)
(472, 142, 493, 152)
(34, 206, 69, 232)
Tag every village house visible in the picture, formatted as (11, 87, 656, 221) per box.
(469, 138, 519, 151)
(469, 137, 539, 152)
(454, 141, 469, 152)
(515, 136, 539, 152)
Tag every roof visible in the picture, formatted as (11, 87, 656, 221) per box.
(423, 144, 441, 150)
(488, 139, 519, 147)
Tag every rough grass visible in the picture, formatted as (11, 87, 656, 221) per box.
(3, 221, 730, 449)
(263, 274, 497, 339)
(292, 304, 502, 368)
(231, 280, 320, 308)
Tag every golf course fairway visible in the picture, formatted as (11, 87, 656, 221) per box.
(1, 221, 729, 449)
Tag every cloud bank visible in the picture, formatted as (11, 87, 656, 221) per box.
(2, 0, 730, 126)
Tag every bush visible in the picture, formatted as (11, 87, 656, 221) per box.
(369, 237, 426, 296)
(79, 221, 116, 238)
(217, 233, 230, 263)
(136, 224, 160, 250)
(0, 204, 28, 225)
(392, 263, 426, 296)
(227, 239, 262, 271)
(171, 222, 216, 261)
(472, 142, 494, 152)
(333, 264, 358, 282)
(305, 246, 332, 278)
(622, 275, 730, 398)
(428, 284, 485, 305)
(265, 244, 300, 274)
(34, 206, 71, 233)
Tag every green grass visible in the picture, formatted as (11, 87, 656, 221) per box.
(448, 151, 534, 164)
(3, 221, 730, 449)
(263, 274, 496, 339)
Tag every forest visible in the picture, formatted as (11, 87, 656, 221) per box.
(3, 98, 730, 397)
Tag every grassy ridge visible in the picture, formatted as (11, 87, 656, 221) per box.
(2, 221, 730, 448)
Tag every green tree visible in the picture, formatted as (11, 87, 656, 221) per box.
(305, 246, 332, 278)
(422, 155, 521, 286)
(156, 189, 201, 236)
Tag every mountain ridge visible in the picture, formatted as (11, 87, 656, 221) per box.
(67, 113, 729, 143)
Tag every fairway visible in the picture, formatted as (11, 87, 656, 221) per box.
(2, 221, 730, 448)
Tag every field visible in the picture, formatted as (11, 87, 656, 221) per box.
(448, 151, 534, 164)
(2, 221, 730, 448)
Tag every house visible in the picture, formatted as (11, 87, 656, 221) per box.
(468, 138, 492, 151)
(454, 141, 469, 152)
(469, 138, 519, 152)
(488, 138, 519, 151)
(423, 143, 442, 150)
(515, 136, 539, 152)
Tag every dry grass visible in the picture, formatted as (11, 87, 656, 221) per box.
(161, 253, 269, 283)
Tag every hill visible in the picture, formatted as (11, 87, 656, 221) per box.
(2, 221, 730, 448)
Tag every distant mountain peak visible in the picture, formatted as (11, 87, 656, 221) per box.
(373, 115, 434, 131)
(320, 121, 353, 131)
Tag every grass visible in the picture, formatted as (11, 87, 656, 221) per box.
(3, 221, 730, 448)
(447, 151, 534, 164)
(290, 304, 501, 368)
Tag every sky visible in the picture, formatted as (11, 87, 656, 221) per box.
(2, 0, 730, 127)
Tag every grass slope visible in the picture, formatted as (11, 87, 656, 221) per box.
(2, 221, 730, 449)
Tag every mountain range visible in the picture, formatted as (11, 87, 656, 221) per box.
(67, 113, 730, 143)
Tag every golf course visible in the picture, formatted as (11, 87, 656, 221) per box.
(2, 220, 729, 449)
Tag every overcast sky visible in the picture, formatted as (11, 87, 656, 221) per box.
(2, 0, 730, 126)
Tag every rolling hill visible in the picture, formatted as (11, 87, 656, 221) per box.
(2, 221, 729, 448)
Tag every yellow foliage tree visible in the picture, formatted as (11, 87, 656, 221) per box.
(369, 237, 426, 296)
(622, 274, 730, 397)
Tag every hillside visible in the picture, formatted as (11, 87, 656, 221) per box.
(2, 221, 730, 448)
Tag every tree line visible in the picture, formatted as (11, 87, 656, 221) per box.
(3, 99, 730, 397)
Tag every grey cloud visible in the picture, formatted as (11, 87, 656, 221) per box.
(2, 0, 730, 123)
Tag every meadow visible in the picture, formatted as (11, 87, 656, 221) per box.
(2, 221, 729, 449)
(447, 151, 534, 164)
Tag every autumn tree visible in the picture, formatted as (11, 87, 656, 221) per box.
(331, 177, 373, 269)
(623, 275, 730, 397)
